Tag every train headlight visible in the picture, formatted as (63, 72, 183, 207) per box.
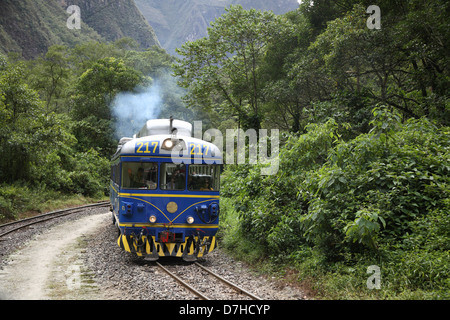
(162, 139, 174, 150)
(149, 215, 157, 223)
(186, 216, 194, 224)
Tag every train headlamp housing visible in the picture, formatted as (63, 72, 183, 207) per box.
(162, 138, 186, 152)
(149, 215, 157, 223)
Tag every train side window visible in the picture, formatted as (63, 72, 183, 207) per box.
(115, 165, 120, 185)
(112, 164, 120, 185)
(122, 162, 158, 190)
(161, 163, 186, 190)
(188, 165, 220, 191)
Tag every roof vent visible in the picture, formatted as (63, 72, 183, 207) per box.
(136, 118, 192, 137)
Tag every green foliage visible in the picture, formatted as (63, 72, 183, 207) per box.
(174, 1, 448, 133)
(222, 119, 343, 254)
(68, 149, 110, 197)
(344, 208, 385, 249)
(0, 184, 25, 220)
(27, 45, 72, 113)
(302, 109, 449, 260)
(76, 57, 144, 109)
(71, 57, 144, 156)
(0, 60, 47, 183)
(222, 108, 449, 298)
(0, 183, 106, 223)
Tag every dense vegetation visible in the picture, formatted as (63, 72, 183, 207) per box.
(174, 1, 449, 299)
(0, 40, 185, 220)
(1, 0, 448, 299)
(220, 111, 449, 298)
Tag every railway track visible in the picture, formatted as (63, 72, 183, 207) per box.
(0, 201, 110, 240)
(156, 261, 262, 300)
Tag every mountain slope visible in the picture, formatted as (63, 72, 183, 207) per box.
(0, 0, 160, 59)
(66, 0, 160, 48)
(0, 0, 101, 59)
(135, 0, 299, 54)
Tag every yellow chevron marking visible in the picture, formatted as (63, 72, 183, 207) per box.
(166, 243, 176, 255)
(117, 234, 217, 258)
(158, 244, 164, 256)
(122, 235, 131, 252)
(146, 237, 151, 254)
(209, 237, 216, 252)
(176, 245, 184, 257)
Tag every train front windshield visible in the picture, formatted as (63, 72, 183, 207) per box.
(120, 162, 220, 191)
(121, 162, 158, 190)
(188, 164, 220, 191)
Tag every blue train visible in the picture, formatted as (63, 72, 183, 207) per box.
(110, 118, 221, 261)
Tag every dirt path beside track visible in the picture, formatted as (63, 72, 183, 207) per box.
(0, 212, 109, 300)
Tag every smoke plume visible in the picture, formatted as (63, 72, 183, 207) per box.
(111, 83, 162, 138)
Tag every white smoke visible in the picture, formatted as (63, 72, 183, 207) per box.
(111, 83, 162, 138)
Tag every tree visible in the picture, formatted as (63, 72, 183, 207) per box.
(0, 59, 76, 187)
(71, 57, 144, 155)
(75, 57, 143, 117)
(174, 5, 286, 131)
(397, 0, 449, 121)
(304, 1, 449, 124)
(28, 45, 72, 114)
(260, 8, 335, 132)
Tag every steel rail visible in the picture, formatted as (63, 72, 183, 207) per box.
(0, 201, 110, 239)
(155, 261, 262, 300)
(156, 261, 211, 300)
(194, 262, 263, 300)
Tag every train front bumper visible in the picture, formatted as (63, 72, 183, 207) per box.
(117, 233, 217, 261)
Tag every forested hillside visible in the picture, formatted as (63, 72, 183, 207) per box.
(0, 0, 448, 299)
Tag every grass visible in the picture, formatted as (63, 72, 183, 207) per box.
(0, 183, 107, 224)
(46, 235, 101, 300)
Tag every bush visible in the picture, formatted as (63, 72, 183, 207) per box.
(302, 109, 449, 261)
(221, 108, 450, 297)
(222, 119, 343, 255)
(0, 184, 26, 220)
(68, 149, 110, 197)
